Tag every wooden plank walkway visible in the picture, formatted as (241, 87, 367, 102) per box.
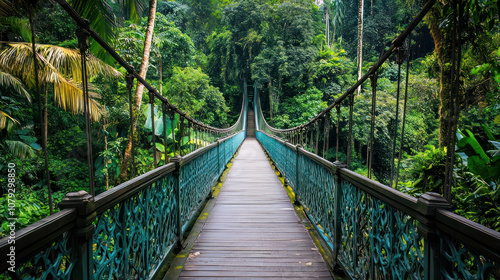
(178, 137, 333, 279)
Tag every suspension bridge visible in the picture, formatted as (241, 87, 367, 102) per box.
(1, 0, 500, 279)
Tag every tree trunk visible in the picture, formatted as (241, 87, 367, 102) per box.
(29, 3, 53, 214)
(429, 8, 454, 148)
(331, 15, 337, 45)
(325, 5, 330, 47)
(119, 0, 157, 181)
(269, 81, 273, 125)
(356, 0, 364, 95)
(159, 57, 162, 95)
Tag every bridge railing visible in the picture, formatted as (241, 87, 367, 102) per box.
(256, 130, 500, 279)
(252, 0, 500, 276)
(0, 130, 245, 279)
(0, 0, 249, 277)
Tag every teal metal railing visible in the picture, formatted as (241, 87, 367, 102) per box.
(0, 0, 249, 278)
(254, 83, 500, 280)
(0, 130, 245, 280)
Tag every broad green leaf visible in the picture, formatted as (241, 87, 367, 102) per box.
(483, 125, 495, 141)
(145, 106, 179, 136)
(29, 142, 41, 150)
(155, 143, 165, 152)
(457, 129, 490, 163)
(487, 140, 500, 158)
(495, 114, 500, 124)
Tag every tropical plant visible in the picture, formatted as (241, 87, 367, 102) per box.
(0, 42, 121, 120)
(456, 128, 500, 185)
(0, 69, 29, 129)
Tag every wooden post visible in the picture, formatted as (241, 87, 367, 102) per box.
(332, 161, 346, 267)
(170, 155, 183, 251)
(60, 191, 96, 280)
(416, 192, 452, 280)
(294, 145, 301, 205)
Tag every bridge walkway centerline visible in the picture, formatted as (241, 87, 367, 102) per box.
(174, 137, 333, 279)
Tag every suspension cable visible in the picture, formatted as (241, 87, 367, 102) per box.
(28, 1, 53, 214)
(390, 47, 405, 187)
(395, 39, 412, 188)
(368, 69, 378, 179)
(150, 91, 157, 169)
(76, 25, 95, 196)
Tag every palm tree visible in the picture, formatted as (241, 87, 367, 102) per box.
(0, 42, 121, 120)
(0, 69, 35, 158)
(0, 70, 29, 129)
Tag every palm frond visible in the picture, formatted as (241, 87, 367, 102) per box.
(54, 78, 102, 121)
(121, 0, 147, 23)
(5, 139, 35, 158)
(0, 110, 19, 130)
(0, 42, 121, 84)
(71, 0, 116, 63)
(0, 42, 116, 120)
(0, 69, 31, 101)
(0, 16, 32, 42)
(0, 0, 15, 17)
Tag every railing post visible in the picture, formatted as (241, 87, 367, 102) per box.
(59, 191, 96, 280)
(170, 155, 183, 251)
(294, 145, 301, 205)
(332, 161, 346, 267)
(149, 90, 157, 169)
(416, 192, 452, 280)
(216, 138, 222, 179)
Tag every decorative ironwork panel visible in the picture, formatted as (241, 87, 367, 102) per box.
(258, 132, 426, 280)
(227, 132, 244, 165)
(256, 132, 297, 190)
(297, 153, 336, 246)
(93, 173, 177, 279)
(339, 180, 372, 279)
(224, 135, 234, 166)
(0, 232, 75, 280)
(338, 180, 424, 280)
(180, 145, 219, 229)
(219, 140, 227, 175)
(370, 196, 424, 280)
(281, 143, 297, 189)
(439, 230, 500, 280)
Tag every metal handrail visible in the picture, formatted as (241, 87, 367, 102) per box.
(256, 129, 500, 279)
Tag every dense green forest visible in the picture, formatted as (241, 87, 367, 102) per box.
(0, 0, 499, 237)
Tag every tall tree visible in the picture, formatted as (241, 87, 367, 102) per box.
(427, 1, 498, 147)
(119, 0, 157, 181)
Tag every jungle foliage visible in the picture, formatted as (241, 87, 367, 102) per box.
(0, 0, 499, 236)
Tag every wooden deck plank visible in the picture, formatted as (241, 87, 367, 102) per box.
(182, 265, 329, 271)
(180, 271, 332, 277)
(178, 138, 332, 279)
(179, 277, 333, 280)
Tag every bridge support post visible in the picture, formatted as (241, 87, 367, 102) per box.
(216, 138, 221, 182)
(332, 161, 346, 268)
(416, 192, 452, 280)
(294, 145, 301, 205)
(170, 155, 184, 251)
(60, 190, 96, 280)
